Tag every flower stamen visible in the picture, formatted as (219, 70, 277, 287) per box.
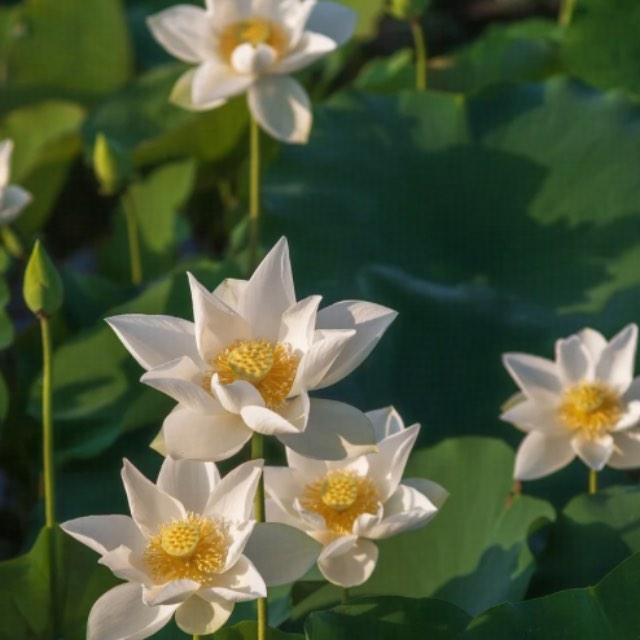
(558, 382, 622, 440)
(219, 19, 288, 62)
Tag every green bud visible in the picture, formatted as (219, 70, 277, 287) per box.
(388, 0, 429, 20)
(92, 133, 130, 196)
(23, 240, 64, 317)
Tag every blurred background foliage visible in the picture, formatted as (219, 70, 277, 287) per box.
(3, 0, 640, 637)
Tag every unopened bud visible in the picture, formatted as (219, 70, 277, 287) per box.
(23, 240, 63, 317)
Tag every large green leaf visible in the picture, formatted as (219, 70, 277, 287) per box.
(305, 597, 471, 640)
(531, 485, 640, 595)
(562, 0, 640, 96)
(463, 552, 640, 639)
(1, 0, 132, 107)
(293, 438, 554, 617)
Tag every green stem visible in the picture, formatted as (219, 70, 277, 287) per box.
(193, 636, 200, 640)
(40, 315, 58, 636)
(251, 433, 267, 640)
(589, 469, 598, 495)
(248, 116, 261, 271)
(1, 225, 25, 259)
(341, 588, 349, 605)
(559, 0, 577, 27)
(123, 190, 143, 286)
(410, 18, 428, 91)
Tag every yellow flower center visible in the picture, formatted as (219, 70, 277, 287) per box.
(558, 382, 622, 439)
(219, 18, 288, 62)
(210, 339, 299, 409)
(301, 470, 380, 536)
(145, 514, 229, 585)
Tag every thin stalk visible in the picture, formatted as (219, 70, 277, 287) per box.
(559, 0, 578, 27)
(248, 116, 261, 271)
(410, 18, 428, 91)
(122, 190, 143, 286)
(193, 636, 200, 640)
(252, 433, 267, 640)
(0, 225, 25, 259)
(40, 315, 58, 635)
(589, 469, 598, 495)
(341, 588, 349, 605)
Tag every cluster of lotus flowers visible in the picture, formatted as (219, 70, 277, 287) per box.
(5, 0, 640, 638)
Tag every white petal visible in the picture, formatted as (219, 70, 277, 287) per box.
(265, 494, 307, 529)
(306, 1, 356, 46)
(143, 580, 200, 606)
(231, 43, 277, 74)
(205, 460, 263, 522)
(87, 583, 176, 640)
(212, 375, 264, 414)
(609, 431, 640, 469)
(147, 6, 216, 63)
(170, 69, 209, 112)
(61, 515, 145, 556)
(212, 278, 248, 312)
(175, 595, 234, 636)
(242, 237, 296, 340)
(613, 401, 640, 432)
(368, 423, 420, 501)
(192, 60, 254, 109)
(502, 353, 562, 404)
(572, 434, 614, 471)
(403, 477, 449, 509)
(317, 536, 378, 588)
(248, 75, 312, 144)
(500, 398, 562, 434)
(157, 458, 220, 513)
(578, 328, 607, 362)
(556, 336, 592, 384)
(212, 0, 253, 26)
(241, 402, 306, 435)
(0, 139, 13, 190)
(514, 431, 575, 480)
(285, 448, 330, 481)
(0, 185, 32, 224)
(366, 406, 405, 442)
(99, 546, 151, 584)
(595, 324, 638, 392)
(263, 467, 301, 510)
(200, 555, 266, 602)
(106, 314, 199, 371)
(243, 522, 320, 586)
(624, 378, 640, 401)
(279, 295, 322, 352)
(314, 301, 397, 389)
(162, 405, 253, 462)
(278, 399, 375, 460)
(121, 459, 186, 537)
(275, 31, 337, 74)
(141, 357, 218, 413)
(188, 272, 251, 361)
(223, 521, 256, 571)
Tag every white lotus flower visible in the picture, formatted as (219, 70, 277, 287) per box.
(502, 324, 640, 481)
(147, 0, 356, 143)
(62, 457, 317, 639)
(107, 237, 396, 462)
(263, 407, 448, 588)
(0, 140, 32, 224)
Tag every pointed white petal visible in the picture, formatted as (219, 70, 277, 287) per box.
(106, 314, 199, 371)
(502, 353, 562, 404)
(595, 324, 638, 392)
(243, 522, 320, 586)
(205, 460, 263, 522)
(279, 295, 322, 352)
(242, 237, 296, 340)
(231, 42, 277, 74)
(0, 139, 13, 190)
(403, 477, 449, 509)
(143, 580, 200, 607)
(212, 278, 248, 312)
(556, 336, 592, 384)
(613, 401, 640, 432)
(285, 448, 330, 481)
(276, 31, 337, 74)
(0, 185, 32, 224)
(162, 405, 252, 462)
(578, 328, 607, 362)
(500, 398, 562, 434)
(188, 272, 251, 362)
(212, 375, 264, 414)
(278, 399, 375, 460)
(314, 301, 397, 389)
(200, 555, 266, 602)
(170, 69, 211, 112)
(175, 595, 234, 636)
(248, 76, 312, 144)
(87, 583, 177, 640)
(306, 1, 356, 46)
(192, 59, 254, 109)
(514, 431, 575, 480)
(99, 545, 151, 584)
(366, 406, 405, 442)
(572, 434, 614, 471)
(263, 467, 301, 510)
(318, 536, 378, 588)
(121, 459, 185, 537)
(61, 515, 145, 556)
(609, 431, 640, 469)
(157, 458, 220, 513)
(241, 401, 306, 435)
(223, 521, 256, 571)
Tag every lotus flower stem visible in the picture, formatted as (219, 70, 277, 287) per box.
(559, 0, 577, 27)
(123, 191, 143, 286)
(410, 18, 428, 91)
(588, 469, 597, 495)
(249, 116, 262, 270)
(252, 433, 268, 640)
(341, 588, 349, 605)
